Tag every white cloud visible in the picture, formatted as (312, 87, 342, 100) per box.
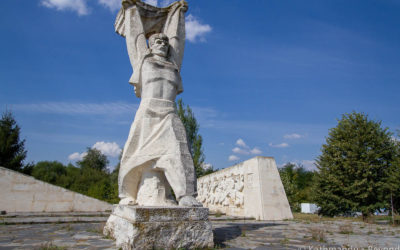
(201, 163, 213, 170)
(283, 133, 303, 139)
(12, 102, 137, 115)
(68, 152, 87, 161)
(98, 0, 120, 12)
(250, 147, 262, 155)
(68, 141, 121, 162)
(269, 142, 289, 148)
(143, 0, 158, 6)
(232, 147, 249, 155)
(301, 160, 317, 171)
(92, 141, 122, 158)
(278, 160, 317, 171)
(391, 136, 400, 142)
(185, 14, 212, 43)
(41, 0, 90, 15)
(235, 138, 248, 148)
(231, 139, 262, 156)
(228, 155, 240, 161)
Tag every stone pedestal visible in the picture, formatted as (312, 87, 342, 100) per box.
(103, 205, 214, 249)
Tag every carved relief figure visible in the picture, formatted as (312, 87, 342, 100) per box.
(197, 172, 245, 208)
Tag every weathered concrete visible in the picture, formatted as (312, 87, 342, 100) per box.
(197, 156, 293, 220)
(0, 167, 112, 213)
(1, 215, 399, 249)
(104, 205, 214, 249)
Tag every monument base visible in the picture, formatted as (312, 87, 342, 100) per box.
(103, 205, 214, 249)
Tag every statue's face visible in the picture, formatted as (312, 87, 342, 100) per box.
(151, 38, 169, 58)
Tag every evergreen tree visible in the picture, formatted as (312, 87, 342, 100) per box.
(0, 110, 28, 172)
(176, 99, 212, 178)
(314, 112, 396, 218)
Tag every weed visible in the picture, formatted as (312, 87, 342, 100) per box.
(280, 237, 290, 245)
(215, 210, 222, 218)
(38, 242, 67, 250)
(103, 234, 113, 240)
(338, 224, 353, 234)
(309, 227, 326, 242)
(61, 224, 72, 232)
(367, 231, 374, 235)
(87, 223, 105, 234)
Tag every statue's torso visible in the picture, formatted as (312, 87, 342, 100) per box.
(140, 56, 182, 101)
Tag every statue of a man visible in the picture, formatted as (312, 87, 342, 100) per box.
(115, 0, 201, 207)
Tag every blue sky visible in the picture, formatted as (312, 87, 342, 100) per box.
(1, 0, 400, 171)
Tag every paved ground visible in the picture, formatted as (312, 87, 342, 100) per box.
(1, 213, 399, 249)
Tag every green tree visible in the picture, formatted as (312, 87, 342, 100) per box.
(385, 132, 400, 220)
(0, 110, 29, 172)
(279, 163, 315, 212)
(77, 148, 109, 172)
(314, 112, 396, 218)
(31, 161, 67, 184)
(176, 99, 213, 177)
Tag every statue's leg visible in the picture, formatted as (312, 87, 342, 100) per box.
(136, 161, 177, 206)
(118, 166, 143, 205)
(157, 154, 202, 207)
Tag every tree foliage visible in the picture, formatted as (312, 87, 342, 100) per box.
(0, 110, 30, 172)
(176, 98, 213, 177)
(314, 112, 396, 217)
(31, 148, 119, 204)
(385, 132, 400, 215)
(279, 163, 315, 212)
(77, 148, 109, 172)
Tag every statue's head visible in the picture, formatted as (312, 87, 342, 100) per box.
(149, 33, 169, 58)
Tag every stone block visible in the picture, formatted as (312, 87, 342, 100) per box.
(104, 205, 214, 249)
(197, 156, 293, 220)
(0, 167, 112, 212)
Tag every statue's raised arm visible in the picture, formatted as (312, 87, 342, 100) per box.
(114, 0, 188, 97)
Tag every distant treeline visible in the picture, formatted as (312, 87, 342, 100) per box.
(31, 148, 120, 204)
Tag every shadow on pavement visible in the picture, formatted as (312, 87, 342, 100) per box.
(213, 222, 286, 247)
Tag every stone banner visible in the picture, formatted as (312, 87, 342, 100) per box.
(197, 156, 293, 220)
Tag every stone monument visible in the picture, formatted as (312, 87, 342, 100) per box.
(103, 0, 213, 248)
(197, 157, 293, 220)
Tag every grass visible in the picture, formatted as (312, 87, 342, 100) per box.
(309, 227, 326, 242)
(280, 237, 290, 245)
(293, 212, 400, 226)
(338, 224, 353, 234)
(86, 223, 105, 235)
(38, 242, 67, 250)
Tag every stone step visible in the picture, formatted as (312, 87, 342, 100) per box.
(0, 216, 108, 225)
(0, 212, 255, 225)
(1, 211, 110, 218)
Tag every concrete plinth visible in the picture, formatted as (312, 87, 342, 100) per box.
(103, 205, 214, 249)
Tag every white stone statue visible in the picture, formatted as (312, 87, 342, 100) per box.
(115, 0, 201, 207)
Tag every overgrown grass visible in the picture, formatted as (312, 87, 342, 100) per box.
(293, 213, 399, 225)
